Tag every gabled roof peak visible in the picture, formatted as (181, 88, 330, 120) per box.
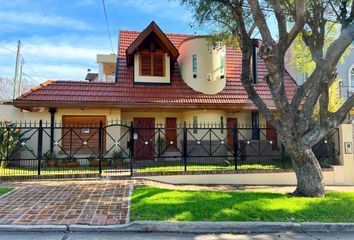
(125, 21, 179, 65)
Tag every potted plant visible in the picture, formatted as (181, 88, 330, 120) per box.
(111, 150, 124, 167)
(88, 155, 107, 167)
(43, 152, 57, 167)
(59, 156, 80, 167)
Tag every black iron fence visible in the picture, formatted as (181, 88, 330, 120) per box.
(0, 120, 340, 178)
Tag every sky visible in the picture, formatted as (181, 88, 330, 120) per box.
(0, 0, 196, 86)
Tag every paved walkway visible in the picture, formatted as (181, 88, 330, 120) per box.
(0, 231, 353, 240)
(140, 179, 354, 193)
(0, 180, 133, 225)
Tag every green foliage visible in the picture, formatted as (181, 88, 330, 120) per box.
(0, 122, 24, 169)
(157, 136, 166, 155)
(88, 155, 98, 163)
(318, 157, 339, 168)
(312, 79, 344, 119)
(0, 188, 12, 196)
(43, 152, 57, 161)
(111, 149, 124, 167)
(61, 156, 77, 163)
(292, 23, 351, 75)
(178, 0, 243, 47)
(131, 186, 354, 222)
(292, 23, 348, 119)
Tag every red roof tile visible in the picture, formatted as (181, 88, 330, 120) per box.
(14, 30, 297, 110)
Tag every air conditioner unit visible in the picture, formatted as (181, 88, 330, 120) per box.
(206, 73, 212, 81)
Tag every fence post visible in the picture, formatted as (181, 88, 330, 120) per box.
(49, 108, 56, 154)
(98, 121, 103, 176)
(183, 121, 187, 172)
(281, 143, 285, 169)
(37, 120, 43, 176)
(233, 122, 238, 170)
(129, 121, 134, 177)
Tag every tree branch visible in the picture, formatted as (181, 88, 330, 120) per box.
(247, 0, 273, 42)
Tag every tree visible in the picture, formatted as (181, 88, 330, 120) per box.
(0, 77, 32, 100)
(179, 0, 354, 196)
(291, 24, 346, 116)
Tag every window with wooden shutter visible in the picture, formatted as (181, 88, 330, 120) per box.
(140, 51, 165, 77)
(153, 54, 164, 76)
(141, 52, 152, 76)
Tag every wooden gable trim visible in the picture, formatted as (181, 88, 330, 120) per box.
(126, 21, 179, 65)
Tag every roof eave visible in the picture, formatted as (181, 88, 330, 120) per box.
(13, 100, 272, 111)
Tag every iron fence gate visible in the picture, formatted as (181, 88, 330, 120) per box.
(0, 120, 341, 178)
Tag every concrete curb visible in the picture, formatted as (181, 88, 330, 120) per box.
(1, 221, 354, 233)
(0, 224, 67, 232)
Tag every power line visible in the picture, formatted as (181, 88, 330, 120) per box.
(37, 0, 57, 25)
(0, 45, 17, 54)
(22, 72, 40, 85)
(21, 51, 49, 80)
(101, 0, 114, 53)
(22, 58, 47, 83)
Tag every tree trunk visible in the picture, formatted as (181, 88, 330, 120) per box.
(284, 140, 325, 197)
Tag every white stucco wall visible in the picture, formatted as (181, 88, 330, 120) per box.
(178, 37, 226, 94)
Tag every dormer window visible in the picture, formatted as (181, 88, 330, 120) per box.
(140, 51, 165, 77)
(125, 21, 179, 84)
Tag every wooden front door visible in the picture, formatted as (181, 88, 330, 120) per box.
(165, 118, 177, 150)
(227, 118, 238, 148)
(133, 118, 155, 160)
(266, 122, 278, 149)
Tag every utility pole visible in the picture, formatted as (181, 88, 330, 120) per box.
(13, 40, 22, 99)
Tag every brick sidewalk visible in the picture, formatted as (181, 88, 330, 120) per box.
(0, 180, 134, 225)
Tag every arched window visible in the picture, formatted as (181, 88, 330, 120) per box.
(350, 66, 354, 91)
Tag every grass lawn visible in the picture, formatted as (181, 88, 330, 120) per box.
(137, 162, 292, 172)
(0, 188, 12, 196)
(130, 186, 354, 222)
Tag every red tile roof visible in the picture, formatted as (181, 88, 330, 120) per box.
(14, 30, 297, 110)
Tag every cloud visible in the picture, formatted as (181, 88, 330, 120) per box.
(0, 11, 94, 30)
(24, 64, 96, 81)
(0, 34, 114, 85)
(22, 44, 101, 61)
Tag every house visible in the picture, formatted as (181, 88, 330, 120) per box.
(7, 21, 297, 161)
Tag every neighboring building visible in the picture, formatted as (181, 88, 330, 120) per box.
(4, 21, 297, 160)
(97, 53, 117, 82)
(286, 43, 354, 101)
(337, 46, 354, 100)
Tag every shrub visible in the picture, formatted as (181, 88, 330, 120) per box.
(61, 156, 77, 163)
(111, 149, 124, 167)
(157, 136, 166, 155)
(0, 122, 26, 169)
